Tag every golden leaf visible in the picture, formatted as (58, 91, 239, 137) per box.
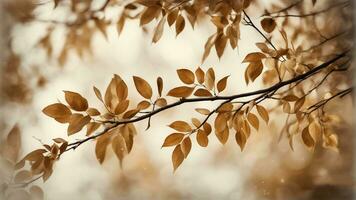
(64, 91, 88, 111)
(67, 114, 91, 136)
(42, 103, 71, 121)
(194, 88, 212, 97)
(217, 75, 229, 93)
(243, 52, 266, 63)
(195, 108, 210, 115)
(177, 69, 195, 84)
(181, 137, 192, 158)
(216, 128, 229, 144)
(302, 127, 315, 148)
(283, 94, 299, 102)
(162, 133, 185, 147)
(112, 133, 127, 166)
(215, 33, 227, 59)
(196, 130, 208, 147)
(137, 100, 151, 110)
(235, 130, 246, 151)
(261, 18, 276, 33)
(214, 113, 227, 133)
(115, 75, 128, 101)
(195, 67, 205, 84)
(175, 14, 185, 36)
(133, 76, 153, 99)
(246, 61, 263, 82)
(191, 118, 201, 128)
(283, 101, 291, 113)
(256, 105, 269, 124)
(114, 99, 130, 115)
(122, 109, 139, 119)
(172, 144, 184, 171)
(202, 33, 217, 63)
(155, 98, 167, 107)
(247, 113, 259, 131)
(93, 86, 103, 102)
(169, 121, 192, 132)
(4, 125, 21, 163)
(167, 86, 194, 98)
(203, 123, 212, 135)
(87, 108, 100, 116)
(205, 68, 215, 90)
(117, 14, 126, 35)
(95, 134, 111, 164)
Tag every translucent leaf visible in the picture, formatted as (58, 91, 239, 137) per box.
(95, 134, 111, 164)
(256, 105, 269, 124)
(195, 67, 205, 84)
(247, 113, 259, 131)
(243, 52, 266, 63)
(152, 16, 166, 43)
(302, 127, 315, 148)
(112, 133, 127, 167)
(64, 91, 88, 111)
(235, 130, 246, 151)
(261, 18, 276, 33)
(195, 108, 210, 115)
(140, 6, 160, 26)
(194, 88, 212, 97)
(67, 114, 91, 135)
(175, 14, 185, 36)
(205, 68, 215, 90)
(42, 103, 71, 121)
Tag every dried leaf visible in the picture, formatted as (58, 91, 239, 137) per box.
(235, 130, 246, 151)
(115, 99, 130, 115)
(205, 68, 215, 90)
(137, 100, 151, 110)
(167, 86, 194, 98)
(172, 144, 184, 171)
(87, 108, 100, 116)
(196, 130, 208, 147)
(195, 67, 205, 84)
(177, 69, 195, 84)
(175, 14, 185, 36)
(194, 88, 212, 97)
(216, 128, 229, 144)
(86, 122, 101, 136)
(157, 77, 163, 96)
(195, 108, 210, 115)
(67, 115, 91, 135)
(247, 113, 259, 130)
(64, 91, 88, 111)
(162, 133, 185, 147)
(155, 98, 167, 107)
(167, 9, 179, 26)
(42, 103, 71, 121)
(133, 76, 153, 99)
(181, 137, 192, 158)
(243, 52, 266, 63)
(217, 75, 229, 93)
(112, 133, 127, 166)
(256, 105, 269, 124)
(152, 16, 166, 43)
(93, 86, 103, 102)
(14, 170, 32, 183)
(215, 33, 227, 59)
(169, 121, 192, 132)
(140, 6, 160, 26)
(95, 134, 111, 164)
(302, 127, 315, 148)
(261, 18, 276, 33)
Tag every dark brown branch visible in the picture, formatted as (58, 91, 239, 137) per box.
(64, 51, 348, 152)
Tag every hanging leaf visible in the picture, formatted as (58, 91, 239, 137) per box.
(167, 9, 179, 26)
(243, 52, 266, 63)
(302, 127, 315, 148)
(235, 130, 246, 151)
(177, 69, 195, 84)
(152, 16, 166, 43)
(256, 105, 269, 124)
(216, 128, 229, 144)
(95, 134, 111, 164)
(169, 121, 192, 132)
(112, 133, 127, 166)
(167, 86, 194, 98)
(157, 77, 163, 96)
(261, 18, 276, 33)
(162, 133, 185, 147)
(175, 14, 185, 36)
(93, 86, 103, 102)
(172, 144, 184, 171)
(196, 130, 208, 147)
(181, 137, 192, 158)
(215, 33, 227, 59)
(133, 76, 153, 99)
(247, 113, 259, 131)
